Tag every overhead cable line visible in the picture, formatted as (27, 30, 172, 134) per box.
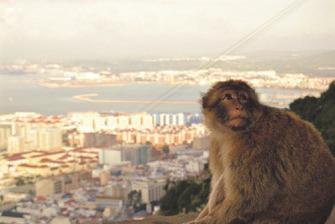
(139, 0, 308, 113)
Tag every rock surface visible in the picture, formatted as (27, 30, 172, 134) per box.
(112, 208, 335, 224)
(111, 213, 197, 224)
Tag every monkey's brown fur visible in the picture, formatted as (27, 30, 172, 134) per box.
(189, 80, 335, 224)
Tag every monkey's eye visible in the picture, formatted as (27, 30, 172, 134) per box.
(223, 93, 233, 100)
(239, 93, 248, 102)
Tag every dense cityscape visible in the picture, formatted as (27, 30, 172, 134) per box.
(0, 57, 334, 223)
(0, 111, 209, 223)
(0, 59, 334, 223)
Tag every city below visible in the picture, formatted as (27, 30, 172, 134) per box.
(0, 56, 334, 223)
(0, 111, 208, 224)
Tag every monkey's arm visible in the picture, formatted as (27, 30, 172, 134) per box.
(195, 174, 226, 221)
(195, 138, 225, 221)
(208, 153, 285, 224)
(194, 204, 209, 221)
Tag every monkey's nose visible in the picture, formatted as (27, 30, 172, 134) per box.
(235, 104, 243, 110)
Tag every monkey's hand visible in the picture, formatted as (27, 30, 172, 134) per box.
(194, 204, 209, 220)
(204, 199, 249, 224)
(183, 216, 246, 224)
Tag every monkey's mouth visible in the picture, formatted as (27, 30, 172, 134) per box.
(227, 117, 250, 131)
(230, 116, 247, 121)
(214, 107, 250, 130)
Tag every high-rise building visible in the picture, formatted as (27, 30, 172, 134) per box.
(12, 121, 63, 151)
(99, 144, 152, 166)
(137, 145, 151, 165)
(177, 113, 186, 126)
(68, 112, 101, 132)
(107, 113, 153, 130)
(69, 112, 154, 132)
(37, 127, 63, 151)
(7, 135, 24, 154)
(154, 113, 185, 126)
(121, 144, 151, 165)
(83, 132, 117, 148)
(131, 178, 166, 204)
(0, 122, 12, 150)
(35, 172, 89, 197)
(99, 148, 123, 165)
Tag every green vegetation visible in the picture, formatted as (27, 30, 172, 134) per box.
(290, 81, 335, 155)
(160, 172, 210, 215)
(128, 190, 144, 212)
(15, 176, 35, 186)
(162, 144, 170, 155)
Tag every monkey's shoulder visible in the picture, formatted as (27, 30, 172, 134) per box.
(255, 106, 321, 137)
(248, 106, 328, 154)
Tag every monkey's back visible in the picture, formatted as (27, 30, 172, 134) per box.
(248, 106, 335, 221)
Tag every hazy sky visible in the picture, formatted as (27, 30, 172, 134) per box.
(0, 0, 334, 62)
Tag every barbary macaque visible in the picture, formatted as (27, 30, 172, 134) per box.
(188, 80, 335, 224)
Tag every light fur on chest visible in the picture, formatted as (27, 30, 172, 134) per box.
(208, 134, 236, 211)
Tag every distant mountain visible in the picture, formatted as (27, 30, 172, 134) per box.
(128, 50, 335, 74)
(2, 50, 335, 75)
(233, 50, 335, 75)
(300, 50, 335, 67)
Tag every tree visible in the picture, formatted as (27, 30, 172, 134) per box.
(160, 173, 211, 215)
(290, 81, 335, 155)
(162, 144, 170, 155)
(15, 177, 25, 186)
(128, 190, 142, 211)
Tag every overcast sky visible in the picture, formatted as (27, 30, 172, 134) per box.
(0, 0, 334, 62)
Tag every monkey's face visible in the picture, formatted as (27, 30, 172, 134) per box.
(202, 80, 260, 132)
(216, 89, 250, 131)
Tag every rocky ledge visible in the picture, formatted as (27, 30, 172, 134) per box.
(111, 209, 335, 224)
(111, 213, 197, 224)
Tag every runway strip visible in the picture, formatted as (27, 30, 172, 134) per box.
(72, 93, 198, 105)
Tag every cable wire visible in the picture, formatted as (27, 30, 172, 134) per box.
(139, 0, 308, 113)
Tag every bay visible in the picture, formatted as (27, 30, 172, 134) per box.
(0, 74, 320, 115)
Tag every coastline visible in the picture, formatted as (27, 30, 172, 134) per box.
(72, 93, 198, 105)
(38, 81, 127, 88)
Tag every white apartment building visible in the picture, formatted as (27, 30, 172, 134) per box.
(153, 113, 185, 126)
(68, 112, 101, 132)
(131, 178, 166, 204)
(37, 127, 63, 151)
(7, 135, 24, 153)
(99, 149, 123, 165)
(11, 120, 63, 152)
(0, 122, 12, 150)
(69, 112, 154, 132)
(99, 144, 151, 166)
